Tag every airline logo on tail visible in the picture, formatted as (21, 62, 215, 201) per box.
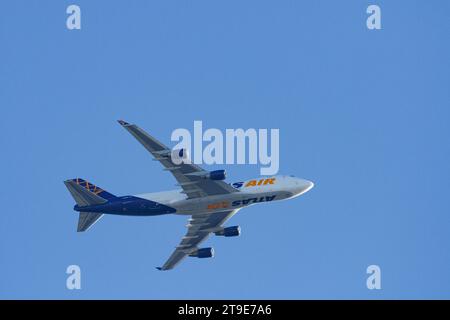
(70, 178, 116, 200)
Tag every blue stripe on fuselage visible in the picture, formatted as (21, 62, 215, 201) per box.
(74, 196, 176, 216)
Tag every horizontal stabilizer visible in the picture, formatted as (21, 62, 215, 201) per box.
(77, 212, 104, 232)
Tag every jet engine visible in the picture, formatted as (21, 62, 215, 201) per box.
(170, 148, 190, 164)
(206, 169, 226, 180)
(215, 226, 241, 237)
(185, 169, 226, 180)
(189, 247, 215, 258)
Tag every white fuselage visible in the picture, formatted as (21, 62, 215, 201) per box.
(134, 175, 314, 215)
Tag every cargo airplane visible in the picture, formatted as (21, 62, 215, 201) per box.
(64, 120, 314, 270)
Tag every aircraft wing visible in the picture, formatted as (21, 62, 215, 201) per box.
(157, 209, 240, 271)
(118, 120, 238, 199)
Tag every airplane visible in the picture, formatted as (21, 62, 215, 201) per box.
(64, 120, 314, 271)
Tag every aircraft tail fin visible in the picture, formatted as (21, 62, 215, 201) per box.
(64, 178, 116, 206)
(64, 178, 116, 232)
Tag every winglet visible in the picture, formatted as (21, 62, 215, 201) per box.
(156, 267, 163, 271)
(117, 119, 130, 126)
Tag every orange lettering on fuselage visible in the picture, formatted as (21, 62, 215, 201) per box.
(245, 178, 276, 187)
(207, 201, 229, 210)
(263, 178, 275, 185)
(245, 180, 257, 187)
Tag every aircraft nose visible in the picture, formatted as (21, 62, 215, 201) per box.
(303, 179, 314, 192)
(296, 179, 314, 195)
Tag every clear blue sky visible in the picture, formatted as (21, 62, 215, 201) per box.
(1, 1, 449, 299)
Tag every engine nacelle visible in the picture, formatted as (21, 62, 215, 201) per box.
(207, 169, 226, 181)
(215, 226, 241, 237)
(189, 247, 214, 259)
(170, 148, 190, 164)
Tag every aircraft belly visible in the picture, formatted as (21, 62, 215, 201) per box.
(171, 190, 289, 215)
